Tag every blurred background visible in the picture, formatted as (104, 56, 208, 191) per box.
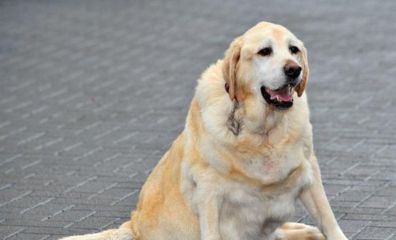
(1, 0, 396, 239)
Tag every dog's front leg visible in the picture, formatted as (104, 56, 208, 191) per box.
(197, 193, 223, 240)
(299, 155, 348, 240)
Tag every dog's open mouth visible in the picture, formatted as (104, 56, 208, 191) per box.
(261, 84, 294, 110)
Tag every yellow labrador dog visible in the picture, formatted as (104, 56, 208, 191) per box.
(62, 22, 348, 240)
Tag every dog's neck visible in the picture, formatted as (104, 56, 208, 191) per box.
(225, 85, 277, 137)
(228, 97, 289, 140)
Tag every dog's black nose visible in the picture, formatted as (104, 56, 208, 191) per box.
(284, 63, 302, 79)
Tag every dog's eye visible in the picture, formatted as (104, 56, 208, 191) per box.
(289, 46, 299, 54)
(258, 47, 272, 56)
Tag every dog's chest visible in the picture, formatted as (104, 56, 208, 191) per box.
(239, 145, 307, 185)
(219, 182, 299, 240)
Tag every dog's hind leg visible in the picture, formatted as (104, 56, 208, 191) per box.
(273, 222, 325, 240)
(60, 221, 134, 240)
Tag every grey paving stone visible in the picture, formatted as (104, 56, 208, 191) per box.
(355, 226, 396, 240)
(1, 0, 396, 239)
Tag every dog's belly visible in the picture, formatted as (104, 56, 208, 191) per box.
(219, 185, 297, 240)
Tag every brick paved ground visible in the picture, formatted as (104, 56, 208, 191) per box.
(1, 0, 396, 239)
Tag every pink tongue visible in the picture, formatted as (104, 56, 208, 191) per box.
(268, 88, 292, 101)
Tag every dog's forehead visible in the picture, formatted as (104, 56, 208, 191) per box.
(243, 22, 300, 47)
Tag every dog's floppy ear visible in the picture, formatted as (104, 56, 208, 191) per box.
(222, 37, 242, 101)
(295, 45, 309, 97)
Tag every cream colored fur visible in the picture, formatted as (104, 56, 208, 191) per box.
(62, 22, 347, 240)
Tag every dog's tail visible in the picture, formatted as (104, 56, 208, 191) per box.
(60, 221, 135, 240)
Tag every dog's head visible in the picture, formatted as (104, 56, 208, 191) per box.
(222, 22, 309, 110)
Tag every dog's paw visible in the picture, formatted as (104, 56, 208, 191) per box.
(274, 222, 325, 240)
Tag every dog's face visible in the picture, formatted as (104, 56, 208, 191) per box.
(223, 22, 309, 110)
